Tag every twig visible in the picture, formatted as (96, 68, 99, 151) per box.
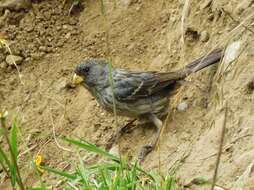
(3, 41, 24, 85)
(67, 181, 79, 190)
(210, 105, 228, 190)
(234, 160, 254, 189)
(0, 115, 25, 190)
(100, 0, 121, 157)
(49, 109, 74, 153)
(181, 0, 190, 45)
(36, 138, 52, 156)
(18, 144, 38, 158)
(200, 133, 252, 161)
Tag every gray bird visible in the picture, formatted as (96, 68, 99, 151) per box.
(72, 49, 223, 161)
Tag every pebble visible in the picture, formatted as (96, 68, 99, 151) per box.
(62, 24, 68, 30)
(0, 62, 7, 69)
(5, 55, 23, 66)
(65, 32, 71, 39)
(56, 40, 64, 47)
(200, 30, 209, 42)
(224, 41, 241, 67)
(39, 46, 47, 52)
(31, 52, 43, 60)
(177, 102, 188, 111)
(25, 26, 34, 32)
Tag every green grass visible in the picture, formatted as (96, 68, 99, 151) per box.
(0, 111, 184, 190)
(41, 137, 184, 189)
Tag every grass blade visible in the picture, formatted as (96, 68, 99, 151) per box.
(0, 147, 11, 168)
(41, 165, 76, 180)
(10, 118, 18, 159)
(64, 137, 119, 161)
(10, 163, 17, 187)
(27, 187, 48, 190)
(77, 153, 90, 188)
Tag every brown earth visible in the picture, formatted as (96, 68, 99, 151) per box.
(0, 0, 254, 189)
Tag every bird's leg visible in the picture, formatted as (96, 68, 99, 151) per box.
(138, 113, 163, 162)
(106, 118, 137, 150)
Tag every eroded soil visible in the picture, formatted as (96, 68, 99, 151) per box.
(0, 0, 254, 189)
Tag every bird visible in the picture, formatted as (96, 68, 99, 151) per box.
(72, 49, 223, 161)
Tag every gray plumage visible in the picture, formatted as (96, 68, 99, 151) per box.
(74, 49, 222, 118)
(74, 48, 223, 160)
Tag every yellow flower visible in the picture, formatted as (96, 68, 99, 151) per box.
(34, 155, 44, 173)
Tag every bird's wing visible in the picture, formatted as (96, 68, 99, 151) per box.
(112, 49, 223, 101)
(112, 70, 180, 101)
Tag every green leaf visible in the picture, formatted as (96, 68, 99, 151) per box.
(41, 165, 77, 180)
(0, 147, 11, 168)
(191, 177, 210, 185)
(10, 118, 18, 159)
(77, 153, 90, 188)
(112, 168, 120, 189)
(64, 137, 119, 161)
(10, 163, 17, 187)
(164, 176, 174, 190)
(0, 127, 4, 137)
(73, 0, 80, 6)
(99, 166, 110, 189)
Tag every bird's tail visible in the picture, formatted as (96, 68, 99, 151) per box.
(177, 48, 223, 78)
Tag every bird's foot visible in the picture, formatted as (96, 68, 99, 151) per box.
(106, 119, 137, 150)
(138, 144, 154, 163)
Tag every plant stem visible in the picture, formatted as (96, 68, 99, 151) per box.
(210, 105, 228, 190)
(0, 117, 25, 190)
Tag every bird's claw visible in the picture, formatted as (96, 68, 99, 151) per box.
(138, 144, 154, 163)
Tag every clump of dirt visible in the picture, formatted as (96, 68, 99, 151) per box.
(1, 1, 81, 65)
(0, 0, 254, 189)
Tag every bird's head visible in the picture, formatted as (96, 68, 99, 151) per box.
(72, 59, 108, 88)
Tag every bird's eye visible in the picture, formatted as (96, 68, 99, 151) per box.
(84, 67, 90, 73)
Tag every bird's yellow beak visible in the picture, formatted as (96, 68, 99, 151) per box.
(72, 73, 84, 85)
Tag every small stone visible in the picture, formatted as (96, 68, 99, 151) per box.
(224, 41, 241, 67)
(39, 46, 47, 52)
(56, 40, 64, 47)
(9, 77, 16, 85)
(208, 13, 214, 21)
(45, 46, 53, 53)
(177, 102, 188, 111)
(65, 32, 71, 39)
(62, 25, 68, 29)
(56, 26, 61, 31)
(136, 5, 141, 11)
(69, 19, 78, 25)
(31, 52, 43, 60)
(0, 62, 7, 69)
(24, 57, 31, 62)
(43, 11, 51, 20)
(200, 30, 209, 42)
(6, 55, 23, 66)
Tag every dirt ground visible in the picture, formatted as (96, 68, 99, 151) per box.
(0, 0, 254, 189)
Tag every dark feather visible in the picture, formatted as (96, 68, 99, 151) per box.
(113, 48, 223, 101)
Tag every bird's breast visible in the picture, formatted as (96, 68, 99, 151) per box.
(94, 87, 169, 118)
